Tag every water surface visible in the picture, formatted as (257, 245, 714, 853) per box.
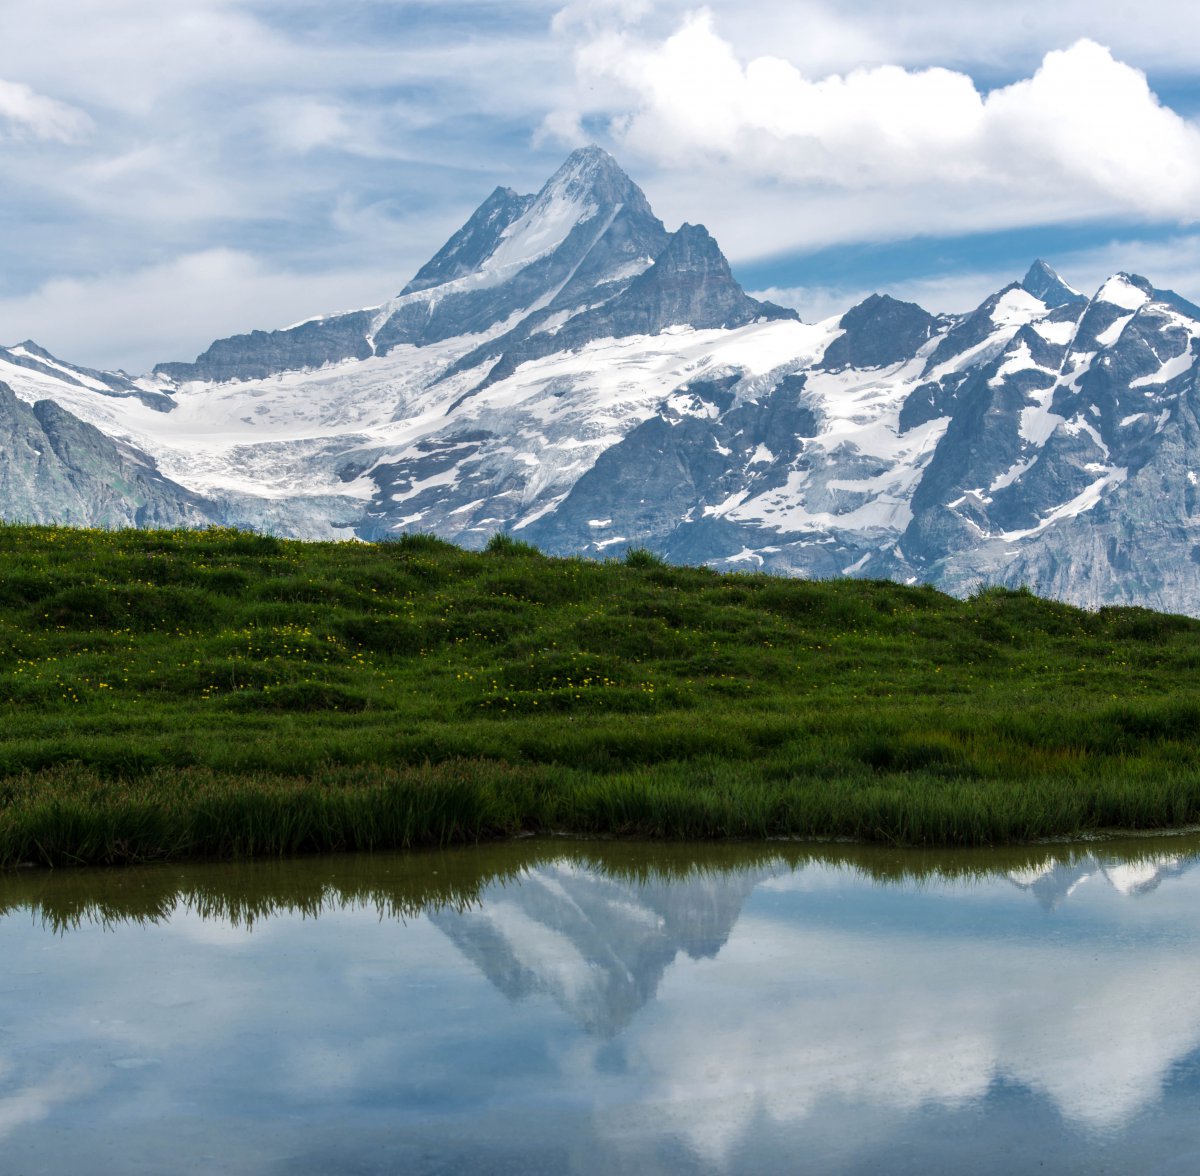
(4, 837, 1200, 1174)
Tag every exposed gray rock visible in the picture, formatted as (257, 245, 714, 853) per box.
(923, 284, 1030, 372)
(1, 341, 174, 411)
(373, 146, 671, 355)
(898, 371, 972, 434)
(818, 294, 937, 371)
(930, 366, 1200, 614)
(7, 144, 1200, 617)
(523, 370, 824, 558)
(153, 311, 376, 385)
(154, 146, 672, 385)
(1020, 259, 1086, 308)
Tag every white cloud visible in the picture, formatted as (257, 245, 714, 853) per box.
(0, 2, 292, 118)
(554, 14, 1200, 226)
(262, 97, 357, 155)
(552, 0, 653, 35)
(255, 92, 450, 161)
(0, 1, 567, 122)
(553, 0, 1200, 78)
(0, 78, 91, 142)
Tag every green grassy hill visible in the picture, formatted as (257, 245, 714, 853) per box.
(1, 523, 1198, 865)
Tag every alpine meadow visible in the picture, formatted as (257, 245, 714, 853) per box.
(2, 522, 1199, 867)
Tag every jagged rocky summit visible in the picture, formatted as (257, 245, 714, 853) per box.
(3, 146, 1200, 614)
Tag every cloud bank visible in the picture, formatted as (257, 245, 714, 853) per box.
(552, 12, 1200, 228)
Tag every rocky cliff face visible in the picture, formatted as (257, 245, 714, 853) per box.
(819, 294, 939, 372)
(0, 341, 172, 410)
(399, 186, 536, 295)
(4, 145, 1200, 615)
(891, 272, 1200, 611)
(153, 312, 377, 386)
(0, 381, 214, 528)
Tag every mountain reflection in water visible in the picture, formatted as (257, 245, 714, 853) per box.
(3, 837, 1200, 1175)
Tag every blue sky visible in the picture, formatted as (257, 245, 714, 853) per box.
(2, 0, 1200, 371)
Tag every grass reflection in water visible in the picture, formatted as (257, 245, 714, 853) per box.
(5, 834, 1197, 934)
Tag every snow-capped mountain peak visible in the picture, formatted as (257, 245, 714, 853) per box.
(152, 146, 669, 385)
(440, 146, 644, 287)
(1020, 259, 1084, 308)
(533, 144, 644, 214)
(1095, 272, 1154, 312)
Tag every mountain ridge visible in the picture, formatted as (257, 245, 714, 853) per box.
(3, 149, 1200, 613)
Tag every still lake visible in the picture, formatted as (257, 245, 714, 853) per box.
(4, 836, 1200, 1174)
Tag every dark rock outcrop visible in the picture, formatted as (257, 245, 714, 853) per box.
(1020, 260, 1086, 308)
(818, 294, 937, 371)
(154, 312, 376, 385)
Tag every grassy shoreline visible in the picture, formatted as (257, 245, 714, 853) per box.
(1, 524, 1199, 867)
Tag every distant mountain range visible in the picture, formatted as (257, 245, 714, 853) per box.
(3, 146, 1199, 612)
